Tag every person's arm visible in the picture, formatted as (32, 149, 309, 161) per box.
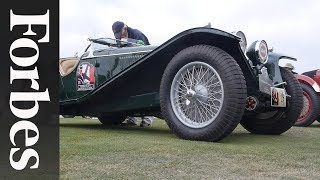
(140, 34, 150, 45)
(128, 28, 150, 45)
(134, 29, 150, 45)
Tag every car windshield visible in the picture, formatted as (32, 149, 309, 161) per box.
(88, 37, 141, 51)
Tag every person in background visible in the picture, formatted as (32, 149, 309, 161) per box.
(112, 21, 150, 45)
(284, 63, 297, 74)
(112, 21, 153, 127)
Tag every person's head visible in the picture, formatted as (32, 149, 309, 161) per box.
(112, 21, 128, 40)
(284, 63, 294, 72)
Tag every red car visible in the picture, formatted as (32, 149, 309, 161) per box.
(294, 69, 320, 126)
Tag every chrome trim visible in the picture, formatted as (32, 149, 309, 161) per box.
(274, 82, 287, 87)
(82, 50, 153, 60)
(312, 82, 320, 93)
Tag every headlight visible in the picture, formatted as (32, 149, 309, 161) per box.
(257, 40, 268, 63)
(231, 31, 247, 53)
(246, 40, 269, 64)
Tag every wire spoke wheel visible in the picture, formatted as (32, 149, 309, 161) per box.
(160, 45, 246, 142)
(294, 83, 320, 126)
(298, 91, 312, 121)
(170, 62, 224, 128)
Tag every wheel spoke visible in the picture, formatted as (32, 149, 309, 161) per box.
(198, 67, 209, 84)
(178, 79, 189, 90)
(196, 99, 214, 117)
(174, 88, 187, 96)
(186, 68, 193, 87)
(205, 75, 218, 87)
(195, 103, 205, 123)
(181, 74, 190, 89)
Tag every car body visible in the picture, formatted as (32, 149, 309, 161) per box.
(59, 27, 303, 142)
(294, 69, 320, 126)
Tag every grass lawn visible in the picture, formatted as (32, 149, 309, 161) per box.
(60, 117, 320, 179)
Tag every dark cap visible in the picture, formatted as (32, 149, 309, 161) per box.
(112, 21, 125, 39)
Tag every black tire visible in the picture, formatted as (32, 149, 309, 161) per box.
(295, 83, 320, 126)
(160, 45, 247, 142)
(98, 116, 125, 126)
(240, 67, 303, 134)
(62, 115, 75, 118)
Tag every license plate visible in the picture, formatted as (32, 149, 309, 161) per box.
(271, 87, 287, 107)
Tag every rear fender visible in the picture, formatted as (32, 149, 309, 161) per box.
(303, 69, 320, 84)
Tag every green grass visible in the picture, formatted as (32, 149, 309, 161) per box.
(60, 117, 320, 180)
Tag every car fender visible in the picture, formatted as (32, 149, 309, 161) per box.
(158, 27, 256, 82)
(266, 52, 297, 85)
(302, 69, 320, 85)
(295, 74, 320, 93)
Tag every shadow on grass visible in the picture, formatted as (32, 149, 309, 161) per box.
(59, 123, 173, 135)
(60, 122, 286, 144)
(306, 123, 320, 128)
(292, 122, 320, 128)
(222, 132, 283, 143)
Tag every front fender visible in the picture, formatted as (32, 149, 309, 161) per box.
(161, 27, 257, 85)
(295, 74, 320, 93)
(265, 52, 297, 84)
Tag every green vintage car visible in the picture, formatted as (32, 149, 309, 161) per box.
(59, 27, 303, 142)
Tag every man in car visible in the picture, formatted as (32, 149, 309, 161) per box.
(112, 21, 153, 127)
(112, 21, 150, 45)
